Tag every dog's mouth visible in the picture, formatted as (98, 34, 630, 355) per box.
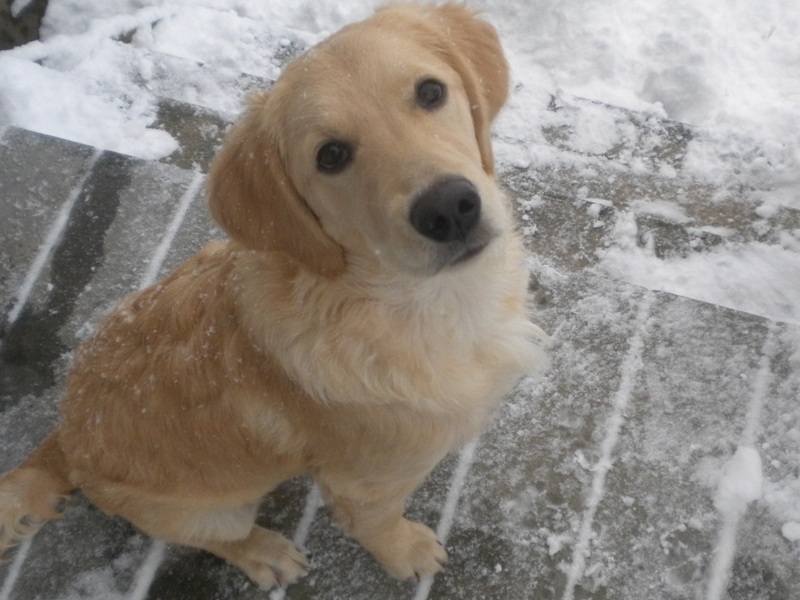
(451, 241, 489, 266)
(428, 225, 497, 273)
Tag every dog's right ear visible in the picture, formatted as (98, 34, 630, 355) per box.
(208, 92, 345, 278)
(374, 4, 509, 177)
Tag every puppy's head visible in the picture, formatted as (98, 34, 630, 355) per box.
(209, 3, 510, 277)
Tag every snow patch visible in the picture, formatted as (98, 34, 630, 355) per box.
(714, 446, 763, 517)
(485, 0, 800, 198)
(630, 199, 692, 225)
(600, 212, 800, 326)
(781, 521, 800, 543)
(0, 54, 176, 159)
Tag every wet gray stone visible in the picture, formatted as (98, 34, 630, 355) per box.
(154, 186, 220, 279)
(154, 99, 231, 173)
(0, 128, 95, 325)
(0, 0, 47, 50)
(0, 146, 201, 408)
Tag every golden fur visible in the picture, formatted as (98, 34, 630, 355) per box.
(0, 3, 547, 588)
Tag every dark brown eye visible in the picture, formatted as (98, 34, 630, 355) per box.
(416, 79, 447, 110)
(316, 141, 352, 173)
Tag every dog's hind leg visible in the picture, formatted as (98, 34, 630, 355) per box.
(0, 432, 73, 557)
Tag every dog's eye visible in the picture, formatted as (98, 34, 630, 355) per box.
(416, 79, 447, 110)
(316, 141, 352, 173)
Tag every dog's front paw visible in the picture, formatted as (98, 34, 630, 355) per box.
(210, 526, 309, 589)
(368, 518, 448, 580)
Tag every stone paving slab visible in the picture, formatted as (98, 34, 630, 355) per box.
(0, 128, 203, 410)
(581, 294, 769, 598)
(0, 128, 96, 323)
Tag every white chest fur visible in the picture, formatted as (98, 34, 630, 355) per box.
(237, 234, 548, 440)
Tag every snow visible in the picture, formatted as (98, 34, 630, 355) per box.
(488, 0, 800, 184)
(486, 0, 800, 332)
(714, 446, 763, 518)
(126, 541, 165, 600)
(563, 292, 654, 600)
(630, 200, 692, 226)
(600, 214, 800, 326)
(782, 522, 800, 543)
(706, 446, 766, 600)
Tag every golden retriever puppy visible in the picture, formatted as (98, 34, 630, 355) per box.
(0, 2, 547, 588)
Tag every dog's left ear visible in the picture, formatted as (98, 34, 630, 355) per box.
(378, 4, 510, 175)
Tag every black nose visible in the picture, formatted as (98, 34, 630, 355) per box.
(409, 177, 481, 242)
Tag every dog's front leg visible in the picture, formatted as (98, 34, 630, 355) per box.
(319, 481, 448, 580)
